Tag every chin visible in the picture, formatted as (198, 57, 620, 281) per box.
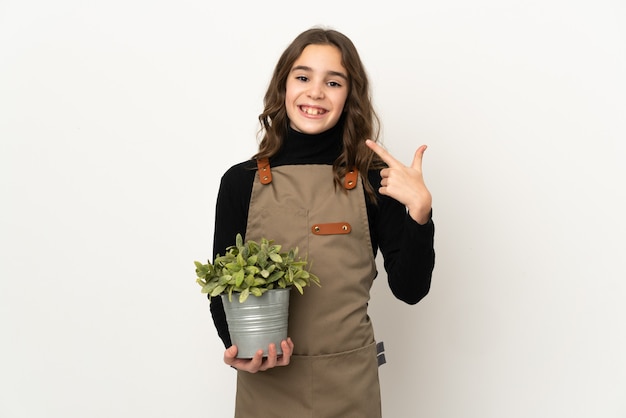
(292, 121, 332, 135)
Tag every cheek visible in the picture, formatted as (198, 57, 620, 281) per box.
(335, 94, 348, 112)
(283, 89, 293, 107)
(284, 80, 297, 101)
(284, 94, 298, 121)
(284, 89, 298, 110)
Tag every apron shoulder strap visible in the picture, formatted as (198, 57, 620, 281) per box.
(256, 158, 272, 185)
(258, 161, 357, 190)
(344, 168, 358, 189)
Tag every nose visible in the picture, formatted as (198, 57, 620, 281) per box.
(307, 82, 325, 100)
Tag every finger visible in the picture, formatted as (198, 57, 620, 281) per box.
(411, 145, 428, 170)
(261, 343, 278, 370)
(279, 338, 293, 365)
(247, 350, 264, 373)
(223, 345, 238, 365)
(365, 139, 401, 167)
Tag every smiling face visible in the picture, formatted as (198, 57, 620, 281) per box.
(284, 44, 349, 135)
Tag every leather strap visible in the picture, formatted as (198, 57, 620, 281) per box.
(344, 168, 358, 190)
(256, 158, 272, 185)
(311, 222, 352, 235)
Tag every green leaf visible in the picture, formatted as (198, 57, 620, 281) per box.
(253, 278, 267, 286)
(248, 240, 260, 254)
(203, 281, 224, 294)
(214, 255, 229, 264)
(293, 280, 303, 294)
(269, 252, 283, 263)
(310, 273, 321, 287)
(245, 266, 260, 275)
(245, 274, 255, 287)
(225, 262, 240, 271)
(257, 252, 268, 268)
(240, 244, 249, 259)
(267, 270, 284, 283)
(210, 284, 226, 297)
(239, 288, 250, 303)
(234, 270, 245, 287)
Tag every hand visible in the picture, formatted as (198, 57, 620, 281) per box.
(365, 139, 432, 224)
(223, 338, 294, 373)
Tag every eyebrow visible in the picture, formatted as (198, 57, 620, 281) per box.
(291, 65, 348, 81)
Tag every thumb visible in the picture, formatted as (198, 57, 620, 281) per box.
(225, 345, 238, 360)
(411, 145, 427, 170)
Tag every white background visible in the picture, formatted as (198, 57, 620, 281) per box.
(1, 1, 625, 417)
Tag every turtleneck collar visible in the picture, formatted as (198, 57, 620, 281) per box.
(272, 116, 344, 166)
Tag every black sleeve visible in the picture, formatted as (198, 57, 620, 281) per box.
(368, 170, 435, 305)
(209, 161, 256, 348)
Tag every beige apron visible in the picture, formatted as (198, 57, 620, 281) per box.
(234, 162, 381, 418)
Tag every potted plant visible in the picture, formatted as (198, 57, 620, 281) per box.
(195, 233, 320, 358)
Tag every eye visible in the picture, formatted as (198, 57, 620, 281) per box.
(327, 81, 342, 88)
(295, 75, 309, 82)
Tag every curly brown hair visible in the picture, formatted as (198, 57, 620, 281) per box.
(253, 27, 385, 202)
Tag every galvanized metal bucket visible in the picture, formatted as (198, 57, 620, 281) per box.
(221, 288, 290, 358)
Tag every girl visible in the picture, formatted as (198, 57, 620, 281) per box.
(209, 27, 435, 418)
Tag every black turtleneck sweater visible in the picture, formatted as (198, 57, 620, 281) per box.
(209, 122, 435, 348)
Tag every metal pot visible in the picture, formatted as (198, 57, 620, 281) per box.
(221, 287, 290, 358)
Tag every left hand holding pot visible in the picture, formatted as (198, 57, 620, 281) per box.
(224, 338, 294, 373)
